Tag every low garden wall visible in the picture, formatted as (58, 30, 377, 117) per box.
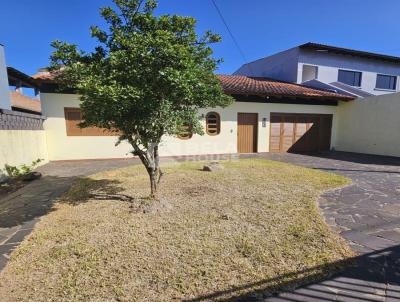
(0, 109, 48, 174)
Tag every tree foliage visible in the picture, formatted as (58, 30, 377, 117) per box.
(50, 0, 233, 196)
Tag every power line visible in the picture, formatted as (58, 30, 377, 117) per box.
(210, 0, 248, 64)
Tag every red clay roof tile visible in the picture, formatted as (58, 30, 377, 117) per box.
(33, 71, 355, 101)
(217, 75, 355, 101)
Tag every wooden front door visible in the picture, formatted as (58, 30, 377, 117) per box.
(237, 113, 258, 153)
(269, 113, 333, 153)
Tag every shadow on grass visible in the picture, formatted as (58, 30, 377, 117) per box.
(184, 245, 400, 301)
(61, 177, 134, 205)
(0, 174, 138, 272)
(0, 175, 135, 228)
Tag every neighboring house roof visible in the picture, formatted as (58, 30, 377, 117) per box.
(10, 91, 41, 113)
(7, 67, 38, 88)
(7, 66, 42, 113)
(235, 42, 400, 76)
(329, 82, 374, 98)
(299, 42, 400, 64)
(301, 79, 374, 98)
(218, 75, 355, 101)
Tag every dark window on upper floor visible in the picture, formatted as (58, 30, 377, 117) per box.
(376, 74, 397, 90)
(338, 70, 362, 87)
(302, 65, 318, 82)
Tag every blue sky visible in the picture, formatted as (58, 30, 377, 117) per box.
(1, 0, 400, 76)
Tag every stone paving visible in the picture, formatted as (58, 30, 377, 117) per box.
(260, 152, 400, 254)
(255, 152, 400, 302)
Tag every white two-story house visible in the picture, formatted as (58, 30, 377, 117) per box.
(235, 42, 400, 98)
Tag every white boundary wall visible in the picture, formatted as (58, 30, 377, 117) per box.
(336, 93, 400, 157)
(0, 110, 48, 172)
(0, 130, 48, 169)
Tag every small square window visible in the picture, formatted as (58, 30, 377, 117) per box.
(376, 74, 397, 90)
(338, 70, 362, 87)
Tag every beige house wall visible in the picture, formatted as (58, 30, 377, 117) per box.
(336, 93, 400, 157)
(41, 93, 338, 160)
(0, 130, 48, 169)
(227, 102, 338, 154)
(41, 93, 132, 161)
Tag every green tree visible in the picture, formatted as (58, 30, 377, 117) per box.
(50, 0, 233, 197)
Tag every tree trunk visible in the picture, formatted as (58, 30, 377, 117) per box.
(148, 143, 161, 198)
(149, 169, 157, 197)
(154, 144, 163, 184)
(128, 138, 161, 198)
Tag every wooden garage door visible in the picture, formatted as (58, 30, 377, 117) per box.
(269, 113, 332, 153)
(237, 113, 258, 153)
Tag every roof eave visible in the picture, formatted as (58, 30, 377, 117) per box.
(299, 42, 400, 64)
(223, 91, 355, 102)
(7, 67, 39, 88)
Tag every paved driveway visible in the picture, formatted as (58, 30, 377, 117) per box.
(260, 152, 400, 254)
(256, 152, 400, 302)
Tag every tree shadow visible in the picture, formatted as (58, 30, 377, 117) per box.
(60, 177, 134, 205)
(184, 245, 400, 301)
(58, 177, 156, 214)
(0, 174, 140, 272)
(0, 175, 134, 228)
(0, 175, 72, 228)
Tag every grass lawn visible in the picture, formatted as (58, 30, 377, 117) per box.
(0, 158, 353, 301)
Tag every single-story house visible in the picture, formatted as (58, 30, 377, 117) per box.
(32, 71, 355, 161)
(2, 42, 400, 173)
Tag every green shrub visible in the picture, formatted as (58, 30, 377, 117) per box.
(2, 159, 43, 179)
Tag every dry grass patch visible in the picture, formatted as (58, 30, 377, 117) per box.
(0, 159, 353, 301)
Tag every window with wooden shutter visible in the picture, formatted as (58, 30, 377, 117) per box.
(177, 124, 193, 140)
(64, 108, 83, 136)
(64, 107, 117, 136)
(205, 112, 220, 136)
